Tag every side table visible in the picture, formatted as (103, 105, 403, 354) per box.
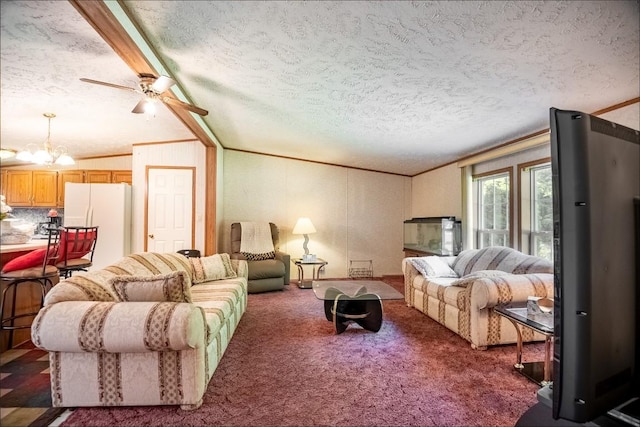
(495, 304, 554, 386)
(293, 258, 327, 289)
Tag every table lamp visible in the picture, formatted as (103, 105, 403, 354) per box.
(292, 217, 317, 262)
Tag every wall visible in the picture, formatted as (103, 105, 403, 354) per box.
(222, 151, 412, 277)
(411, 163, 462, 219)
(131, 141, 207, 254)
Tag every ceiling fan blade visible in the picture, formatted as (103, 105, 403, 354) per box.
(80, 78, 137, 92)
(162, 97, 209, 116)
(151, 75, 176, 93)
(131, 99, 147, 114)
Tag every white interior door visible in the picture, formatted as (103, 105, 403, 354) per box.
(146, 168, 194, 252)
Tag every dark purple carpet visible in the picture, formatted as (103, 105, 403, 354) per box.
(61, 277, 542, 426)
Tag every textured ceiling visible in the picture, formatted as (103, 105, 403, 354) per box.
(1, 1, 639, 175)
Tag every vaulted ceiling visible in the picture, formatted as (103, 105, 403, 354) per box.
(1, 1, 638, 176)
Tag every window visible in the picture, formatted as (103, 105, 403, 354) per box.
(529, 164, 553, 259)
(475, 171, 510, 248)
(519, 159, 553, 260)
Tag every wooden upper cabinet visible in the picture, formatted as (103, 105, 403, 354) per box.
(32, 171, 58, 207)
(5, 170, 33, 206)
(111, 170, 132, 185)
(57, 170, 84, 207)
(5, 170, 57, 207)
(1, 170, 7, 200)
(85, 170, 112, 183)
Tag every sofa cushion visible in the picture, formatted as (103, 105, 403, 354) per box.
(191, 277, 247, 341)
(45, 274, 117, 304)
(452, 246, 553, 277)
(451, 270, 511, 287)
(109, 252, 193, 281)
(189, 253, 237, 284)
(409, 256, 458, 278)
(109, 271, 192, 303)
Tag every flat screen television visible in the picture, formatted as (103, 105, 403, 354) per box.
(550, 107, 640, 423)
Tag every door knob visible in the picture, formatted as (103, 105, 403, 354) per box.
(148, 234, 154, 239)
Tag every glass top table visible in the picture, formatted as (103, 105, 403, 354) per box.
(312, 280, 403, 334)
(495, 304, 554, 386)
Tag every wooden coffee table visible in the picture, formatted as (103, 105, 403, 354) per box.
(312, 280, 403, 334)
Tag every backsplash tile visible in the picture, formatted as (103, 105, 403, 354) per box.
(7, 208, 64, 226)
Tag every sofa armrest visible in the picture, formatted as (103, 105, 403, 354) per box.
(402, 258, 423, 303)
(275, 251, 290, 285)
(31, 301, 207, 353)
(230, 259, 249, 279)
(469, 273, 554, 310)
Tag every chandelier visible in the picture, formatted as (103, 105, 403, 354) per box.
(0, 148, 16, 160)
(16, 113, 75, 166)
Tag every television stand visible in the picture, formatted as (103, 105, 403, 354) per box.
(516, 386, 639, 427)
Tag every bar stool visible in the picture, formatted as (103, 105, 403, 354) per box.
(0, 230, 60, 348)
(55, 226, 99, 279)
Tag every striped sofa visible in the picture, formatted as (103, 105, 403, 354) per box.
(403, 246, 553, 350)
(31, 252, 248, 410)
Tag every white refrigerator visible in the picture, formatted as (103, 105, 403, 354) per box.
(64, 183, 132, 270)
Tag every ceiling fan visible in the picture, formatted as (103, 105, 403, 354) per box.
(80, 73, 208, 116)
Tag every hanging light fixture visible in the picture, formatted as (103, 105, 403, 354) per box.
(0, 148, 17, 160)
(16, 113, 75, 166)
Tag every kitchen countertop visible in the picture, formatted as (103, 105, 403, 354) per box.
(0, 239, 50, 254)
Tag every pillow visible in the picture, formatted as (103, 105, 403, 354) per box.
(409, 256, 458, 278)
(1, 248, 50, 273)
(189, 253, 237, 284)
(109, 271, 192, 302)
(451, 270, 511, 287)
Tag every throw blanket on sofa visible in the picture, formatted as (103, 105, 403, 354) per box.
(239, 222, 275, 259)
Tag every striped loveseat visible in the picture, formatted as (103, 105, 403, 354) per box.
(31, 252, 247, 410)
(403, 246, 553, 350)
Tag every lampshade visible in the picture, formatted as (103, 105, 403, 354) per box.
(292, 217, 316, 235)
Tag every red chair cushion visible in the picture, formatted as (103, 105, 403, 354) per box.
(58, 229, 96, 261)
(1, 248, 49, 273)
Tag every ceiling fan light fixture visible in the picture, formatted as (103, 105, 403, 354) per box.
(143, 99, 157, 115)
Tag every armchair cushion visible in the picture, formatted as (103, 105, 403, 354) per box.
(189, 253, 237, 284)
(109, 271, 192, 303)
(247, 259, 286, 280)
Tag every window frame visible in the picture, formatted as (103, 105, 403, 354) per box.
(472, 167, 513, 249)
(517, 158, 552, 260)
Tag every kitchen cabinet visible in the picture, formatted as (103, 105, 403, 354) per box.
(85, 170, 112, 183)
(111, 170, 132, 185)
(1, 170, 7, 198)
(5, 170, 57, 207)
(57, 170, 85, 207)
(3, 169, 131, 208)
